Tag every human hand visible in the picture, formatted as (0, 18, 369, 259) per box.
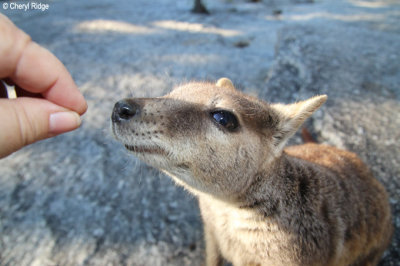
(0, 14, 87, 159)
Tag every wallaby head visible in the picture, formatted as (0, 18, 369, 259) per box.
(111, 78, 326, 200)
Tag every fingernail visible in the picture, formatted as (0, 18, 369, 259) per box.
(49, 111, 81, 134)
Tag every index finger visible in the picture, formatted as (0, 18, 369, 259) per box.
(0, 14, 87, 115)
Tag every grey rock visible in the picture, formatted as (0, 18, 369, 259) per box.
(1, 0, 399, 265)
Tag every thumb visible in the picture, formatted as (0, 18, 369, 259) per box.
(0, 98, 82, 158)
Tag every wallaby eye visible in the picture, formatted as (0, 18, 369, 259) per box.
(211, 110, 239, 131)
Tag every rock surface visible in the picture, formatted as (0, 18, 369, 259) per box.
(1, 0, 399, 265)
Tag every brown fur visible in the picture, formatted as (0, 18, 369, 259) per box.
(111, 78, 393, 266)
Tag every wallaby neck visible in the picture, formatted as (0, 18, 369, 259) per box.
(238, 151, 317, 217)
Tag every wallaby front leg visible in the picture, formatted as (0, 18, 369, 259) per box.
(204, 224, 223, 266)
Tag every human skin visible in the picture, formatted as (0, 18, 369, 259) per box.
(0, 13, 87, 158)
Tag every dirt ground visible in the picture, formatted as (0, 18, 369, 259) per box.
(1, 0, 399, 265)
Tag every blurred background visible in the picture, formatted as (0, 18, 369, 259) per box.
(0, 0, 399, 265)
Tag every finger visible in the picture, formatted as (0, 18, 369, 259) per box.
(0, 14, 87, 115)
(12, 41, 88, 114)
(0, 98, 81, 159)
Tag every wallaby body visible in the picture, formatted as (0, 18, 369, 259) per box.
(111, 78, 392, 266)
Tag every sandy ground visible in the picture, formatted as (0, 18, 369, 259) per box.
(1, 0, 399, 265)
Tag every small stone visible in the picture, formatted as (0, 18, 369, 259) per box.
(234, 40, 250, 48)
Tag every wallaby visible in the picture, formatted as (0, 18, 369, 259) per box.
(111, 78, 392, 266)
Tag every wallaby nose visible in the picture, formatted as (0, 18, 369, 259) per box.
(112, 100, 139, 122)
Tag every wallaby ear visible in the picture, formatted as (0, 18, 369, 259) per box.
(216, 77, 235, 90)
(271, 95, 327, 146)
